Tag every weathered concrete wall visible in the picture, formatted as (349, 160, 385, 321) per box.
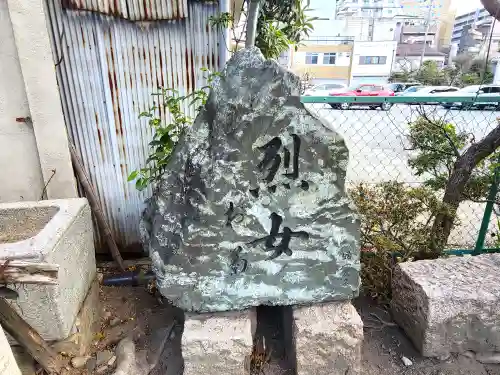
(0, 1, 44, 202)
(7, 0, 77, 200)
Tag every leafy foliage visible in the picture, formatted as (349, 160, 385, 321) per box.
(407, 115, 496, 201)
(210, 0, 317, 59)
(256, 0, 316, 58)
(389, 59, 493, 87)
(351, 182, 451, 303)
(128, 70, 220, 191)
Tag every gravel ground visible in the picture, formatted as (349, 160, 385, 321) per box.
(94, 286, 500, 375)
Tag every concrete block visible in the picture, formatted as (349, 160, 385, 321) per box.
(52, 277, 100, 356)
(11, 347, 35, 375)
(293, 301, 363, 375)
(391, 254, 500, 357)
(0, 199, 96, 340)
(182, 309, 256, 375)
(0, 324, 21, 375)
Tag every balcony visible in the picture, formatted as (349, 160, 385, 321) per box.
(304, 36, 355, 45)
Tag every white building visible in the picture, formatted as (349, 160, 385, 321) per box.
(336, 0, 402, 19)
(350, 41, 398, 83)
(452, 8, 493, 46)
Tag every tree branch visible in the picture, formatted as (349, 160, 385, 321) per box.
(481, 0, 500, 21)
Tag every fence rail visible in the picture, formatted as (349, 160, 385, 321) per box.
(302, 95, 500, 252)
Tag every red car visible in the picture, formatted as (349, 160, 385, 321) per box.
(329, 84, 395, 111)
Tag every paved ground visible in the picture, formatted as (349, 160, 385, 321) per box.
(305, 103, 500, 248)
(99, 286, 500, 375)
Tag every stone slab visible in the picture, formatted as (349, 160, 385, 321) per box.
(293, 301, 363, 375)
(391, 254, 500, 357)
(182, 310, 255, 375)
(144, 47, 360, 313)
(0, 198, 96, 340)
(0, 324, 21, 375)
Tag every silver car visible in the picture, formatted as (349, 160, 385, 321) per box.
(441, 85, 500, 109)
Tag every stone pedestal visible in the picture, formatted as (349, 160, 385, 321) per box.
(391, 254, 500, 357)
(0, 324, 21, 375)
(293, 301, 363, 375)
(1, 199, 96, 340)
(182, 310, 256, 375)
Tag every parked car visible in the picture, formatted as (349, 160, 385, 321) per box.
(385, 82, 422, 93)
(410, 86, 460, 96)
(303, 83, 347, 96)
(440, 85, 500, 109)
(329, 84, 395, 110)
(403, 86, 460, 104)
(395, 85, 428, 96)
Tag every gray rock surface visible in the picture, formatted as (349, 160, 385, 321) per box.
(391, 254, 500, 358)
(142, 47, 360, 312)
(294, 301, 363, 375)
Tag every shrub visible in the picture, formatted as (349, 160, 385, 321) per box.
(351, 182, 451, 303)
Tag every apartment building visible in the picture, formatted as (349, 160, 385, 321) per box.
(289, 42, 354, 84)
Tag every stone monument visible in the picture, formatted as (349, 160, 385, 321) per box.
(142, 47, 362, 375)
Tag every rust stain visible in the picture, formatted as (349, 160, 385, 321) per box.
(190, 50, 195, 92)
(185, 49, 190, 93)
(159, 50, 165, 88)
(143, 0, 149, 20)
(81, 26, 86, 47)
(61, 0, 186, 21)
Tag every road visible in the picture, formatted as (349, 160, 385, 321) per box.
(305, 103, 500, 247)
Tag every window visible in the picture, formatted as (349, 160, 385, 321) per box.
(323, 53, 336, 65)
(305, 53, 319, 64)
(359, 56, 387, 65)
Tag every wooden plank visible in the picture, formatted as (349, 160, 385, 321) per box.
(0, 297, 64, 374)
(0, 261, 58, 285)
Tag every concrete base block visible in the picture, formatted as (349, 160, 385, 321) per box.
(391, 254, 500, 357)
(0, 199, 96, 341)
(0, 325, 21, 375)
(11, 347, 35, 375)
(51, 277, 100, 356)
(294, 301, 363, 375)
(182, 310, 256, 375)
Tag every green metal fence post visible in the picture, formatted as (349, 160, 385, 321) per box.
(474, 156, 500, 255)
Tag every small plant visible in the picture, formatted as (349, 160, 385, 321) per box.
(351, 182, 451, 303)
(128, 69, 220, 190)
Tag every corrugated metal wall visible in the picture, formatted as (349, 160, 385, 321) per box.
(45, 0, 220, 249)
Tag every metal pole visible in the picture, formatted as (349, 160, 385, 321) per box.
(474, 156, 500, 254)
(246, 0, 261, 48)
(419, 0, 433, 68)
(219, 0, 230, 66)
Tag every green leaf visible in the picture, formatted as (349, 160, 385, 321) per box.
(127, 170, 138, 182)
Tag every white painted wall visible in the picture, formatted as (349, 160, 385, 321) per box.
(350, 41, 398, 81)
(0, 1, 44, 202)
(7, 0, 77, 200)
(0, 324, 21, 375)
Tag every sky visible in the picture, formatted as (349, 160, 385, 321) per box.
(452, 0, 483, 15)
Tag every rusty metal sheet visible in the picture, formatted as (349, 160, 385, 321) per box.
(45, 0, 220, 247)
(61, 0, 189, 21)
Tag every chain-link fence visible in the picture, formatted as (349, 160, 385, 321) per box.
(302, 95, 500, 250)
